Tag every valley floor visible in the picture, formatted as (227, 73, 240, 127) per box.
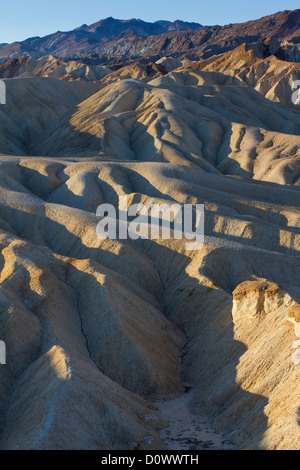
(155, 392, 236, 450)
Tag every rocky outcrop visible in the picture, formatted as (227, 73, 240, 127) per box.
(288, 304, 300, 337)
(232, 281, 289, 321)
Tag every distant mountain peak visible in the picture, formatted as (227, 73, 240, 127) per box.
(1, 10, 300, 65)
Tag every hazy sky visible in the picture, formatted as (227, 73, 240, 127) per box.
(0, 0, 299, 44)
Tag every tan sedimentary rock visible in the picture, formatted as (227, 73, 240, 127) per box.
(182, 43, 300, 106)
(232, 281, 288, 320)
(288, 304, 300, 337)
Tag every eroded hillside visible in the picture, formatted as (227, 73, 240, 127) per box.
(0, 62, 299, 450)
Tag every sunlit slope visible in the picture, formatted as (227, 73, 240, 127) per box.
(2, 75, 300, 184)
(181, 43, 300, 105)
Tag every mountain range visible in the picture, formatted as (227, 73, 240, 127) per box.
(1, 10, 300, 65)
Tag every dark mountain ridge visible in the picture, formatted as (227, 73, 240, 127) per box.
(0, 10, 300, 64)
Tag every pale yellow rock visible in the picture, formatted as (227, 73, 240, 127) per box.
(232, 281, 285, 320)
(288, 304, 300, 337)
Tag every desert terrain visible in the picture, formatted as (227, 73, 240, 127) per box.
(0, 10, 300, 450)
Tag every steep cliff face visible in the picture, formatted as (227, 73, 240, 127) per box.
(230, 281, 300, 449)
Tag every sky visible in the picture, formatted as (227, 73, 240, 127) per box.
(0, 0, 299, 44)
